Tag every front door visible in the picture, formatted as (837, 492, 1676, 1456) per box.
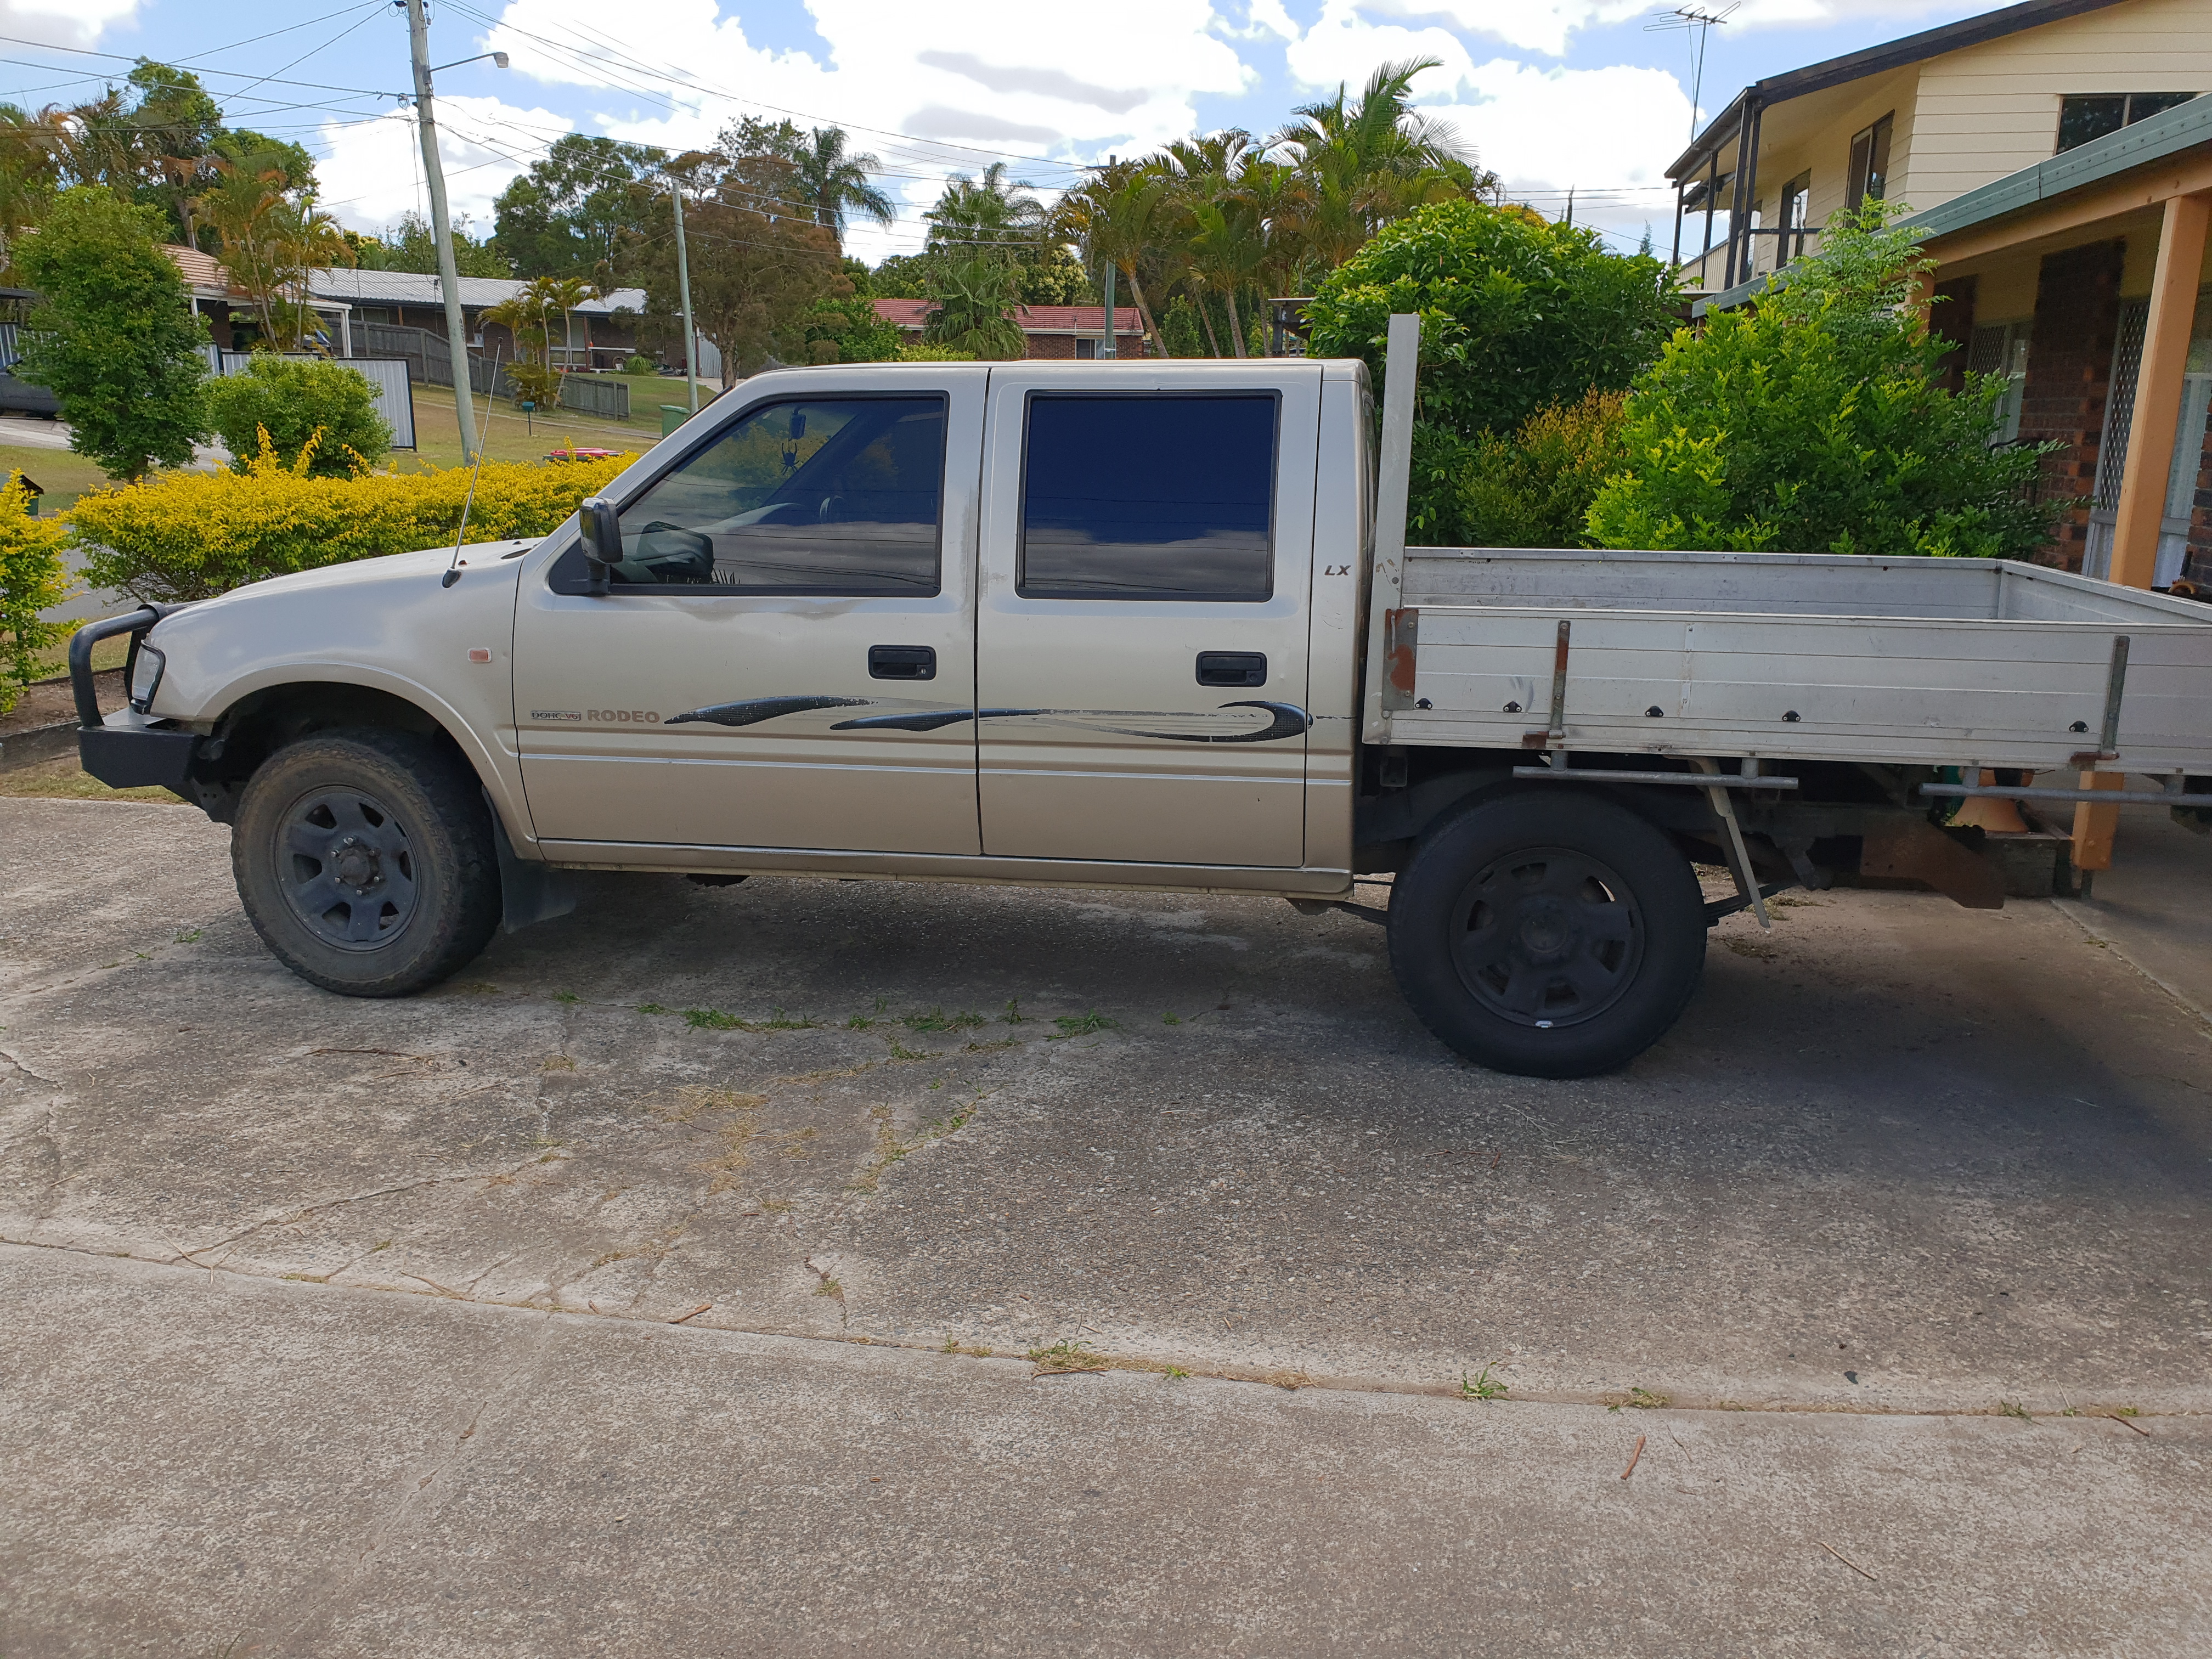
(513, 371, 984, 854)
(973, 366, 1320, 867)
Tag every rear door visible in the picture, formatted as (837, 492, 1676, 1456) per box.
(973, 364, 1320, 867)
(512, 369, 985, 854)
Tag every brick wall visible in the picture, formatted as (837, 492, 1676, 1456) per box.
(1932, 275, 1976, 394)
(2018, 239, 2125, 571)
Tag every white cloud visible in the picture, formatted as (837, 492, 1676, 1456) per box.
(315, 97, 577, 235)
(2, 0, 138, 51)
(1353, 0, 1644, 60)
(473, 0, 1260, 260)
(1284, 3, 1691, 249)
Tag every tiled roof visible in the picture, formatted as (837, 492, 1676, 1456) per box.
(872, 298, 1144, 334)
(161, 244, 240, 299)
(304, 268, 650, 313)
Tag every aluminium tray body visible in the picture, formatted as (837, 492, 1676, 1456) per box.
(1376, 550, 2212, 774)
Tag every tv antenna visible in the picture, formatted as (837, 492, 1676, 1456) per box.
(1647, 5, 1737, 140)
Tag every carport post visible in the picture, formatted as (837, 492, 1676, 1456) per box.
(2108, 188, 2212, 590)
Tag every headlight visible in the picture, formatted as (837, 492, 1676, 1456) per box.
(127, 640, 166, 712)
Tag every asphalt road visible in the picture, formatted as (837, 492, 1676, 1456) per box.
(4, 796, 2209, 1656)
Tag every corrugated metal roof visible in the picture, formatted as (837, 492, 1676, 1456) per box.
(304, 268, 650, 313)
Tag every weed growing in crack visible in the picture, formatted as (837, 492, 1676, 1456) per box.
(1460, 1365, 1508, 1400)
(963, 1037, 1019, 1054)
(1162, 1012, 1181, 1025)
(901, 1009, 985, 1034)
(685, 1007, 821, 1033)
(886, 1039, 930, 1061)
(1002, 998, 1025, 1024)
(173, 928, 202, 944)
(1607, 1386, 1670, 1412)
(637, 1003, 667, 1015)
(1164, 1365, 1189, 1381)
(1027, 1339, 1096, 1372)
(813, 1275, 844, 1298)
(553, 990, 582, 1005)
(1048, 1011, 1119, 1041)
(1998, 1399, 2033, 1421)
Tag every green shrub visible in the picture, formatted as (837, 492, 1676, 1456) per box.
(14, 187, 209, 481)
(507, 360, 564, 408)
(0, 472, 74, 709)
(65, 443, 635, 603)
(896, 342, 975, 362)
(1306, 199, 1676, 538)
(1587, 202, 2066, 558)
(1464, 390, 1629, 548)
(803, 295, 905, 364)
(622, 353, 654, 375)
(205, 356, 392, 477)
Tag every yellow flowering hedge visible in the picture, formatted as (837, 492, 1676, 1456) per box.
(66, 438, 637, 605)
(1, 471, 76, 713)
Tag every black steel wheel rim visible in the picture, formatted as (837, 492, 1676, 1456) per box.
(1448, 844, 1644, 1029)
(275, 785, 420, 951)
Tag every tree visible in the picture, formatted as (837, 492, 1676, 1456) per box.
(0, 471, 71, 712)
(1586, 203, 2066, 560)
(354, 210, 510, 278)
(922, 257, 1025, 359)
(1306, 198, 1678, 441)
(640, 189, 839, 382)
(789, 126, 894, 240)
(14, 187, 207, 480)
(204, 356, 392, 477)
(1270, 58, 1494, 275)
(197, 141, 353, 349)
(492, 134, 666, 283)
(803, 293, 904, 363)
(1054, 165, 1170, 354)
(926, 162, 1047, 257)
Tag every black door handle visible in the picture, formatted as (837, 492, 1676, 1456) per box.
(868, 644, 936, 681)
(1197, 651, 1267, 688)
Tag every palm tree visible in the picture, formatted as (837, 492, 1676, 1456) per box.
(922, 258, 1024, 359)
(792, 126, 894, 241)
(926, 162, 1046, 260)
(1183, 196, 1271, 357)
(1052, 164, 1171, 357)
(199, 145, 294, 341)
(1270, 57, 1494, 271)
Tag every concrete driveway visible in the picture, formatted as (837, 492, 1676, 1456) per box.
(4, 796, 2209, 1656)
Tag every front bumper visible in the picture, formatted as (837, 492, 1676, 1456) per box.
(69, 606, 201, 791)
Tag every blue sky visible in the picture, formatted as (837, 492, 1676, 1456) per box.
(9, 0, 2000, 259)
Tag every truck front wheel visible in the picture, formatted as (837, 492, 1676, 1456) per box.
(1387, 791, 1706, 1079)
(232, 729, 502, 997)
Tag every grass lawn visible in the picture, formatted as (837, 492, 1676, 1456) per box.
(0, 444, 112, 515)
(394, 383, 667, 472)
(0, 755, 179, 803)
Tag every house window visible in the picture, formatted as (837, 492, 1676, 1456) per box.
(1075, 338, 1098, 360)
(1846, 115, 1892, 211)
(1777, 173, 1811, 267)
(1966, 322, 2032, 445)
(2056, 93, 2198, 154)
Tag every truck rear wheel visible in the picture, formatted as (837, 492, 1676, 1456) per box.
(1387, 791, 1706, 1079)
(232, 729, 501, 997)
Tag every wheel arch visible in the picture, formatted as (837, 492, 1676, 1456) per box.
(185, 668, 531, 850)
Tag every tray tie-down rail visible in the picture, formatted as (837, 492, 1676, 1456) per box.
(1914, 637, 2211, 807)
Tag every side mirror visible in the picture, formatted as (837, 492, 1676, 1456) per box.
(578, 495, 620, 595)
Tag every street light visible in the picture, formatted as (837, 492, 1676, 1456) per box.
(431, 51, 510, 73)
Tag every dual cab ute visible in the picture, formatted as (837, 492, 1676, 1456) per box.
(73, 320, 2212, 1076)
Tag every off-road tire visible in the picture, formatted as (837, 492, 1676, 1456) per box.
(1387, 789, 1706, 1079)
(233, 728, 501, 997)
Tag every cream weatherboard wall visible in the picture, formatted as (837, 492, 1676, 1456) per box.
(1900, 0, 2212, 206)
(1693, 0, 2212, 289)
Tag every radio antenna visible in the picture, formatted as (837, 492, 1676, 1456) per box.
(1647, 5, 1736, 140)
(442, 345, 502, 589)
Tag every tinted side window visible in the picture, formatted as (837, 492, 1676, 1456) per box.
(1019, 394, 1276, 602)
(552, 396, 945, 595)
